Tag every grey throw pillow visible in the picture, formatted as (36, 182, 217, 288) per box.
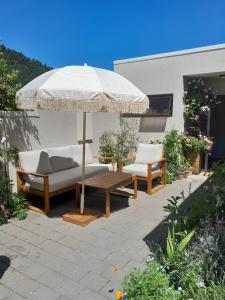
(50, 156, 79, 172)
(36, 151, 53, 174)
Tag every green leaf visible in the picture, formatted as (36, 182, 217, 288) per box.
(177, 229, 195, 253)
(166, 228, 175, 260)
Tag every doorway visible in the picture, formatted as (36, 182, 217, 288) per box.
(210, 95, 225, 164)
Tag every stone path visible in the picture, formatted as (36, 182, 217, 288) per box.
(0, 176, 205, 300)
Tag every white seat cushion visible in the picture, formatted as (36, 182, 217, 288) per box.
(135, 143, 163, 164)
(26, 165, 109, 192)
(123, 163, 160, 177)
(88, 162, 117, 171)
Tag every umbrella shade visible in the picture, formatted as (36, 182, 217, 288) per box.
(16, 65, 149, 216)
(16, 66, 148, 113)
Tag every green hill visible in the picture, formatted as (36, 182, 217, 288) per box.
(1, 45, 52, 86)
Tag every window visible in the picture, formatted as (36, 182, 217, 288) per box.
(122, 94, 173, 117)
(147, 94, 173, 116)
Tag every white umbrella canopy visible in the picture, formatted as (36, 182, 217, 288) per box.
(16, 65, 149, 216)
(17, 65, 148, 113)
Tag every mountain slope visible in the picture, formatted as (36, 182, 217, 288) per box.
(1, 45, 52, 86)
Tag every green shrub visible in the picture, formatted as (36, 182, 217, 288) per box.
(190, 283, 225, 300)
(10, 193, 27, 220)
(0, 175, 12, 223)
(163, 130, 188, 180)
(99, 117, 139, 164)
(123, 261, 180, 300)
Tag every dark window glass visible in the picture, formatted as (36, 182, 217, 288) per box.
(147, 94, 173, 116)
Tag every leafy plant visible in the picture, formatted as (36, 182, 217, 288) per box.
(0, 53, 21, 111)
(167, 227, 195, 261)
(184, 78, 219, 137)
(123, 261, 180, 300)
(99, 117, 139, 164)
(164, 130, 188, 180)
(163, 195, 183, 215)
(0, 175, 12, 214)
(10, 193, 27, 220)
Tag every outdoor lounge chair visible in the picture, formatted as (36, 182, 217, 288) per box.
(119, 143, 166, 194)
(16, 144, 115, 215)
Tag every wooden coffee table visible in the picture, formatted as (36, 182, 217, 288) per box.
(76, 171, 137, 217)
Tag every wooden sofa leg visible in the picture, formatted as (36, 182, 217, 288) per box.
(134, 176, 138, 199)
(44, 177, 50, 215)
(147, 177, 152, 195)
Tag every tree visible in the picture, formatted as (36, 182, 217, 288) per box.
(0, 57, 20, 111)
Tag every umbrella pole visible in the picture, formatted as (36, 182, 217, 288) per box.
(80, 112, 86, 214)
(63, 111, 101, 226)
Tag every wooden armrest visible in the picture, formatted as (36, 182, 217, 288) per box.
(120, 156, 135, 163)
(94, 155, 115, 163)
(16, 168, 48, 178)
(118, 156, 135, 172)
(148, 158, 166, 166)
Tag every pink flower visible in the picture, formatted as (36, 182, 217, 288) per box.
(194, 115, 200, 123)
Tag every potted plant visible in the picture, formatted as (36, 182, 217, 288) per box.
(99, 117, 139, 168)
(183, 160, 191, 178)
(182, 135, 213, 175)
(176, 166, 185, 180)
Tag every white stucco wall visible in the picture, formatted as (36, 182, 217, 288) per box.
(113, 45, 225, 139)
(90, 45, 225, 152)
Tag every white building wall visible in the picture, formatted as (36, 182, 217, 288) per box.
(92, 46, 225, 153)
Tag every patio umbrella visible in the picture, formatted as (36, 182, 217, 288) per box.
(16, 65, 149, 216)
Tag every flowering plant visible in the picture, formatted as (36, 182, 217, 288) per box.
(184, 78, 219, 137)
(182, 135, 213, 152)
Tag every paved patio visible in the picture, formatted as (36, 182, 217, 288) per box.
(0, 176, 206, 300)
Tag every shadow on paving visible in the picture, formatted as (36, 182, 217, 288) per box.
(0, 256, 10, 280)
(25, 186, 132, 218)
(143, 175, 211, 249)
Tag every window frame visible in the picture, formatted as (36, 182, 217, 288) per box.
(122, 93, 173, 117)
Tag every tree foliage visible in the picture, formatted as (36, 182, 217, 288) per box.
(0, 57, 20, 111)
(1, 45, 52, 87)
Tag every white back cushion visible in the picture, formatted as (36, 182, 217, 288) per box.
(47, 145, 73, 159)
(135, 143, 163, 164)
(19, 149, 52, 174)
(71, 144, 95, 165)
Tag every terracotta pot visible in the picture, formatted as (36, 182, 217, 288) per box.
(183, 170, 189, 178)
(176, 172, 184, 180)
(186, 150, 201, 175)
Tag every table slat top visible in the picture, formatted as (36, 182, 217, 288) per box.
(77, 171, 133, 190)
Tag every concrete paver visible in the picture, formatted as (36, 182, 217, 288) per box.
(0, 177, 205, 299)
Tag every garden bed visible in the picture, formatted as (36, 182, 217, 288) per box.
(118, 162, 225, 299)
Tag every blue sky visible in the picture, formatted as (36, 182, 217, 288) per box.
(1, 0, 225, 70)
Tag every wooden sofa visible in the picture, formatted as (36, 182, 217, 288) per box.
(119, 143, 166, 194)
(17, 144, 114, 215)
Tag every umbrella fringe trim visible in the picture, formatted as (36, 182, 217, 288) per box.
(17, 97, 149, 113)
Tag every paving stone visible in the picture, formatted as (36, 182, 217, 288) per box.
(0, 284, 14, 299)
(8, 276, 40, 298)
(37, 269, 80, 297)
(25, 285, 59, 300)
(11, 256, 48, 279)
(79, 272, 109, 292)
(104, 253, 130, 269)
(76, 288, 107, 300)
(5, 293, 24, 300)
(0, 268, 25, 289)
(99, 278, 122, 299)
(46, 256, 90, 281)
(0, 177, 205, 299)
